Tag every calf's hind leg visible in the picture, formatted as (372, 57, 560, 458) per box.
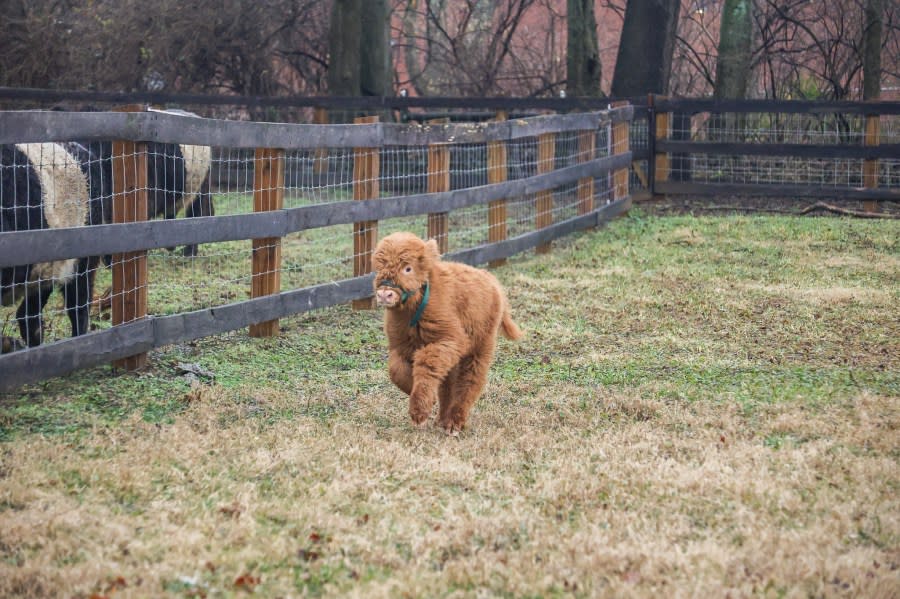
(438, 365, 460, 425)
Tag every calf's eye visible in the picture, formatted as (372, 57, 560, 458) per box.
(404, 266, 413, 274)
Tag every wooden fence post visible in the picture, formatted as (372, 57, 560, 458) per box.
(577, 127, 596, 215)
(653, 96, 671, 197)
(111, 139, 149, 371)
(427, 118, 451, 254)
(352, 115, 380, 310)
(488, 110, 509, 268)
(863, 111, 880, 213)
(612, 102, 631, 202)
(535, 132, 556, 254)
(249, 148, 285, 337)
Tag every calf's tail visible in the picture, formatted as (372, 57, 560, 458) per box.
(500, 301, 523, 341)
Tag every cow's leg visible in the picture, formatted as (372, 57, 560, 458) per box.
(182, 178, 213, 257)
(439, 340, 496, 435)
(16, 284, 53, 347)
(409, 337, 465, 427)
(63, 258, 96, 337)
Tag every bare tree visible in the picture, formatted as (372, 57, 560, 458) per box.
(714, 0, 754, 99)
(668, 1, 716, 97)
(863, 0, 884, 99)
(755, 0, 898, 100)
(0, 0, 330, 102)
(328, 0, 363, 97)
(393, 0, 560, 97)
(361, 0, 392, 97)
(567, 0, 602, 96)
(611, 0, 681, 96)
(672, 0, 898, 100)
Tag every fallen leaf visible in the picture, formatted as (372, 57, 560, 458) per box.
(234, 573, 260, 590)
(298, 548, 320, 562)
(219, 502, 244, 519)
(105, 576, 127, 591)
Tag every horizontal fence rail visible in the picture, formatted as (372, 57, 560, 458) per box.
(0, 199, 630, 389)
(647, 96, 900, 202)
(0, 106, 632, 390)
(655, 98, 900, 116)
(0, 154, 630, 267)
(0, 108, 632, 147)
(0, 86, 647, 114)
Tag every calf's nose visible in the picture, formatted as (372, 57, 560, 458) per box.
(376, 288, 398, 305)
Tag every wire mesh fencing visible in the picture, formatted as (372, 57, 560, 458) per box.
(1, 107, 631, 381)
(661, 108, 900, 193)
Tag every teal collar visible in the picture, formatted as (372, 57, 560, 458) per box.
(409, 282, 430, 328)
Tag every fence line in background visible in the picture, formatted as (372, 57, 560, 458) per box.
(648, 95, 900, 202)
(0, 107, 632, 390)
(5, 91, 898, 390)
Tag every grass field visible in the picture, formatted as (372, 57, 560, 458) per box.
(1, 211, 898, 598)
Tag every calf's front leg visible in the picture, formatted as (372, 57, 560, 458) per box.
(388, 349, 413, 395)
(409, 338, 465, 427)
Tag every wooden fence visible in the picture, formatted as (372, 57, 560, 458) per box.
(0, 106, 633, 390)
(643, 96, 900, 204)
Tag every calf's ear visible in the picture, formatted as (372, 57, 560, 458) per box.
(425, 238, 441, 259)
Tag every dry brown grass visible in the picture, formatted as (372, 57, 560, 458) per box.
(1, 213, 898, 597)
(1, 385, 897, 598)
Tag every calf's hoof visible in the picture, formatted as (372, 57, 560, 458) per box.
(439, 418, 465, 437)
(408, 388, 435, 427)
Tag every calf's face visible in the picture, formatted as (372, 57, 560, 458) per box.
(372, 233, 439, 308)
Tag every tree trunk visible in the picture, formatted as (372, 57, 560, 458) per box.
(360, 0, 391, 97)
(611, 0, 680, 97)
(863, 0, 883, 100)
(567, 0, 601, 96)
(327, 0, 362, 97)
(714, 0, 754, 99)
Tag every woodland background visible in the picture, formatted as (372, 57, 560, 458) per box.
(0, 0, 896, 106)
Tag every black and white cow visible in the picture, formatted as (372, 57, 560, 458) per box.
(146, 137, 214, 257)
(1, 142, 105, 351)
(95, 109, 214, 257)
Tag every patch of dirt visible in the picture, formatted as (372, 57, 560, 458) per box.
(636, 194, 900, 217)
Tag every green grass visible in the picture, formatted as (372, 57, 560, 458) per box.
(3, 211, 898, 438)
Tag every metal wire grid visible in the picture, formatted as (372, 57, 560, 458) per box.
(668, 112, 896, 188)
(3, 118, 623, 347)
(629, 117, 650, 193)
(684, 112, 870, 144)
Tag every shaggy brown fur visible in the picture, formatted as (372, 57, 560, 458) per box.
(372, 232, 523, 434)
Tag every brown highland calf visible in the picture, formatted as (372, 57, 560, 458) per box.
(372, 232, 523, 434)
